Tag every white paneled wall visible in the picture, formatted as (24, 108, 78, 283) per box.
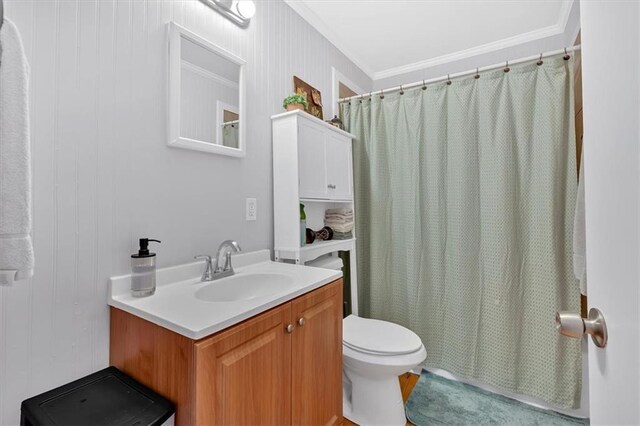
(0, 1, 371, 423)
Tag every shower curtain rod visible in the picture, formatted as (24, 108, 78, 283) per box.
(339, 45, 582, 102)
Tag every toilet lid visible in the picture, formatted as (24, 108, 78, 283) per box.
(343, 315, 423, 355)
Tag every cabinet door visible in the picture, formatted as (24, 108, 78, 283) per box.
(194, 304, 292, 426)
(325, 133, 353, 200)
(291, 279, 343, 426)
(298, 120, 329, 199)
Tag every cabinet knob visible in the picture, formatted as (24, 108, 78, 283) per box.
(297, 317, 305, 327)
(285, 324, 295, 333)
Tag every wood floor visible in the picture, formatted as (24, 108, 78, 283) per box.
(342, 372, 421, 426)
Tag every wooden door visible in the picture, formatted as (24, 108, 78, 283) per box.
(298, 119, 329, 199)
(291, 279, 343, 426)
(194, 304, 293, 426)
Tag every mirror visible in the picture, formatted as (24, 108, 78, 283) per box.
(168, 22, 246, 157)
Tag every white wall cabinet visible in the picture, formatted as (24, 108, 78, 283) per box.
(297, 117, 353, 201)
(272, 110, 359, 314)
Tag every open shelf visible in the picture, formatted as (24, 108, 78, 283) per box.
(301, 238, 355, 252)
(299, 198, 353, 204)
(275, 238, 356, 264)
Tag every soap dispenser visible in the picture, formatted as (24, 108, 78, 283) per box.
(131, 238, 161, 297)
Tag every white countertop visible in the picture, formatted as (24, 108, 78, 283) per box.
(108, 250, 342, 340)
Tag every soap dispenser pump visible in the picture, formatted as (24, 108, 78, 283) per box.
(131, 238, 161, 297)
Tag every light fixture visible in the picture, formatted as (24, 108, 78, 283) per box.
(234, 1, 256, 19)
(199, 0, 256, 28)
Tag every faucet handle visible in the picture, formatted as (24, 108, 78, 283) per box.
(194, 254, 212, 262)
(194, 255, 215, 281)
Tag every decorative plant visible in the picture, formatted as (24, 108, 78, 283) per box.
(282, 93, 309, 109)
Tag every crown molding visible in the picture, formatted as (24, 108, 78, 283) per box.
(373, 26, 564, 80)
(283, 0, 376, 78)
(285, 0, 575, 82)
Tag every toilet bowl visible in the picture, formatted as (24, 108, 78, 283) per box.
(342, 315, 427, 426)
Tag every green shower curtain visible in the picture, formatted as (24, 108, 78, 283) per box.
(341, 56, 581, 408)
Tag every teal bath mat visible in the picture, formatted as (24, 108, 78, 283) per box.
(405, 370, 588, 425)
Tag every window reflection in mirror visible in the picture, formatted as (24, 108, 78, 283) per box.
(216, 102, 239, 149)
(221, 109, 239, 149)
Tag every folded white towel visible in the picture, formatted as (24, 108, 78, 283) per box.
(0, 19, 33, 286)
(573, 151, 586, 295)
(325, 211, 353, 216)
(325, 208, 353, 216)
(324, 216, 353, 224)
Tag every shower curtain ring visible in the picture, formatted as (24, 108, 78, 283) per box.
(537, 53, 544, 66)
(504, 60, 510, 73)
(399, 85, 404, 95)
(474, 68, 480, 79)
(380, 89, 384, 100)
(446, 74, 452, 85)
(422, 80, 427, 90)
(563, 47, 571, 60)
(359, 94, 363, 104)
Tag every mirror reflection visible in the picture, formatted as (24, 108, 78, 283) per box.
(180, 36, 241, 149)
(168, 22, 245, 156)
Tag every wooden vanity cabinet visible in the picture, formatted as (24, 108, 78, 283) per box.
(110, 278, 343, 426)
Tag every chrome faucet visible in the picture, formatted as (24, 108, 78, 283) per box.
(194, 240, 242, 282)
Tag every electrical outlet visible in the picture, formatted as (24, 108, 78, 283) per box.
(246, 198, 257, 221)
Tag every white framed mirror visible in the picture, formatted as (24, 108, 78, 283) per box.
(168, 22, 246, 157)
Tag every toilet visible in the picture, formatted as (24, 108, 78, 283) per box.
(305, 254, 427, 425)
(342, 315, 427, 426)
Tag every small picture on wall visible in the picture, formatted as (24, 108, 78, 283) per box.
(293, 76, 323, 120)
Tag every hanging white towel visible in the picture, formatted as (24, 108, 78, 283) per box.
(573, 151, 586, 295)
(0, 19, 33, 286)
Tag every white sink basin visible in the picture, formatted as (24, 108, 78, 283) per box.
(194, 273, 295, 302)
(108, 250, 342, 339)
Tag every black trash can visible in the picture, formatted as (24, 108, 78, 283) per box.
(21, 366, 175, 426)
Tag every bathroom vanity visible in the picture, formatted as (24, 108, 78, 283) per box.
(108, 250, 343, 426)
